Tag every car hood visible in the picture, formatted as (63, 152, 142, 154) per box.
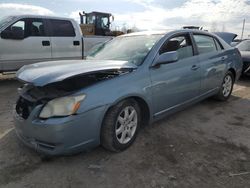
(213, 32, 237, 45)
(16, 60, 137, 86)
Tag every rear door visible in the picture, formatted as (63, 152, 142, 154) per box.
(0, 18, 51, 71)
(48, 19, 82, 60)
(192, 34, 226, 94)
(150, 33, 201, 116)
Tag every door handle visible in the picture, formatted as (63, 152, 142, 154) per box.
(42, 41, 50, 46)
(73, 41, 80, 46)
(191, 65, 200, 71)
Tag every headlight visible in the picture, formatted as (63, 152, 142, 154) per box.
(39, 95, 86, 119)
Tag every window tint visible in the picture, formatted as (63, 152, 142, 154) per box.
(6, 20, 25, 35)
(11, 20, 25, 31)
(194, 35, 217, 54)
(28, 19, 45, 36)
(49, 19, 75, 36)
(160, 34, 194, 60)
(6, 19, 46, 37)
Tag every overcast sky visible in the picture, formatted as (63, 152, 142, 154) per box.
(0, 0, 250, 38)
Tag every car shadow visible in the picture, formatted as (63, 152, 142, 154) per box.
(237, 75, 250, 87)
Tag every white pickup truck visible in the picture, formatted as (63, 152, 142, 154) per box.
(0, 15, 112, 72)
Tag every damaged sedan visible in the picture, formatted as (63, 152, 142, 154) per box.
(14, 30, 242, 156)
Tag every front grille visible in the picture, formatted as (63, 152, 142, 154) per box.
(16, 97, 36, 119)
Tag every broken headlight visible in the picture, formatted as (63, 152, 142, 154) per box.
(39, 95, 86, 118)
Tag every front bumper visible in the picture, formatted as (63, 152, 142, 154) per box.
(13, 105, 107, 156)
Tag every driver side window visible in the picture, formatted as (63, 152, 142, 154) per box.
(5, 18, 46, 38)
(11, 20, 25, 32)
(160, 34, 194, 60)
(5, 20, 26, 38)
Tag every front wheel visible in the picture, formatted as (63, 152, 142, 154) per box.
(215, 71, 234, 101)
(101, 99, 141, 152)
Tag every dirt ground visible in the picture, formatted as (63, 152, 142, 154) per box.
(0, 74, 249, 188)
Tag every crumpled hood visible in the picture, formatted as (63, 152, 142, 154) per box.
(16, 60, 137, 86)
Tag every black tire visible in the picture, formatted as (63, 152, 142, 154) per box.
(214, 71, 234, 101)
(101, 99, 141, 152)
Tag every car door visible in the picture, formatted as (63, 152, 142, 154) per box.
(0, 18, 52, 71)
(48, 19, 82, 60)
(192, 34, 226, 94)
(150, 33, 201, 116)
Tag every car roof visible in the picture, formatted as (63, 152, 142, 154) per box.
(121, 29, 218, 37)
(5, 14, 75, 22)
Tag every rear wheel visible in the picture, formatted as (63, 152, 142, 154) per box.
(215, 71, 234, 101)
(101, 99, 141, 152)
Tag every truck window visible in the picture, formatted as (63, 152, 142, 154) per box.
(49, 19, 75, 37)
(28, 19, 46, 36)
(12, 20, 25, 31)
(5, 20, 25, 36)
(5, 18, 46, 38)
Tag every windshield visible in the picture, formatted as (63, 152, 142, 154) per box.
(237, 40, 250, 51)
(0, 16, 16, 29)
(87, 34, 163, 66)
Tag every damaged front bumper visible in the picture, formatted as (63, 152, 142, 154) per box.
(13, 104, 107, 156)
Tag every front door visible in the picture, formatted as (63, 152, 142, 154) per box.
(150, 33, 201, 116)
(0, 18, 52, 71)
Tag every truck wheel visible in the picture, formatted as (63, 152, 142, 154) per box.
(215, 71, 234, 101)
(101, 99, 141, 152)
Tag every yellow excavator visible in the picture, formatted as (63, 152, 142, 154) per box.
(79, 11, 124, 36)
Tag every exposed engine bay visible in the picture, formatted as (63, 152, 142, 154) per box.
(19, 69, 132, 102)
(16, 69, 133, 119)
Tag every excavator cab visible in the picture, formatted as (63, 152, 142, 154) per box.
(79, 11, 113, 36)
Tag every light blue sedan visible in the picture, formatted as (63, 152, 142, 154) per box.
(14, 30, 242, 156)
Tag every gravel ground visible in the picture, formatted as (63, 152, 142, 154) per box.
(0, 74, 249, 188)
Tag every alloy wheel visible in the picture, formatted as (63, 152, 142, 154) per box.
(222, 75, 233, 97)
(115, 106, 138, 144)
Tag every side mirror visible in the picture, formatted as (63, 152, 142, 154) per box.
(1, 26, 24, 40)
(1, 30, 12, 39)
(152, 51, 178, 67)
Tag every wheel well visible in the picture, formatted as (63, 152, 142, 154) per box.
(228, 68, 236, 81)
(131, 97, 150, 126)
(105, 96, 150, 127)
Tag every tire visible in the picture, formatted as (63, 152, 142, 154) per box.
(101, 99, 141, 152)
(214, 71, 234, 101)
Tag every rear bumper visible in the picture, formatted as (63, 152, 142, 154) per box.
(13, 105, 107, 156)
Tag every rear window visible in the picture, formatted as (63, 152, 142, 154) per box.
(49, 19, 75, 37)
(194, 35, 217, 54)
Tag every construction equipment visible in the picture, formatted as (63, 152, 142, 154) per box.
(79, 11, 123, 36)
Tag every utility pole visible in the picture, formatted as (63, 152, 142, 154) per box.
(241, 19, 245, 40)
